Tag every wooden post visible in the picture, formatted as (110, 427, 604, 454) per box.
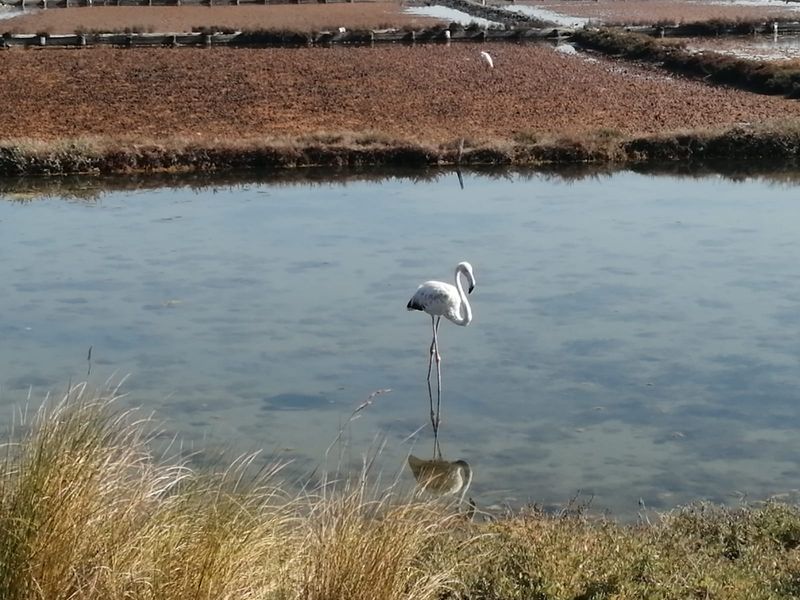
(78, 33, 86, 46)
(369, 30, 374, 46)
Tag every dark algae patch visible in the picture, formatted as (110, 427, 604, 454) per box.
(261, 392, 335, 412)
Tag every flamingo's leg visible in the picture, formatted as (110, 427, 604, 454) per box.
(433, 430, 442, 460)
(427, 315, 436, 432)
(433, 316, 442, 432)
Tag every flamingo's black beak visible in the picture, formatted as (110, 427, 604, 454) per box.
(468, 284, 475, 294)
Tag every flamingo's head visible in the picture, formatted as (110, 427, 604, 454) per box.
(457, 261, 476, 294)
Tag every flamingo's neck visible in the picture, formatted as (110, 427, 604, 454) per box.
(452, 266, 472, 326)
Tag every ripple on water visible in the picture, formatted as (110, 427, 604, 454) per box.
(261, 392, 337, 412)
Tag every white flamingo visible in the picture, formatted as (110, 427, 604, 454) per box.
(407, 261, 475, 432)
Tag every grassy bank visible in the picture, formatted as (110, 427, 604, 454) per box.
(3, 123, 800, 176)
(573, 28, 800, 98)
(3, 386, 800, 599)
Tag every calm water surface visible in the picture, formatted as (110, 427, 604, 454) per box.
(3, 169, 800, 517)
(686, 34, 800, 61)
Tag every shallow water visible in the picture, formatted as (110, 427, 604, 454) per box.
(0, 6, 34, 20)
(686, 34, 800, 61)
(4, 168, 800, 518)
(403, 5, 501, 27)
(501, 4, 590, 27)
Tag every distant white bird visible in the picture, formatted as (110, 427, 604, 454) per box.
(407, 261, 476, 432)
(480, 50, 494, 69)
(554, 43, 578, 55)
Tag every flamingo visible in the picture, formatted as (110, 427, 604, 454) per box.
(407, 261, 475, 432)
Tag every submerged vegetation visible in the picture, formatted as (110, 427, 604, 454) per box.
(2, 386, 800, 599)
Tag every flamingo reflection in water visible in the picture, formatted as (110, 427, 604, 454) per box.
(407, 416, 473, 508)
(407, 454, 473, 505)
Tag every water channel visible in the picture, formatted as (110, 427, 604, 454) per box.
(3, 167, 800, 518)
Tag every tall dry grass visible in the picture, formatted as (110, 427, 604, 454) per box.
(0, 384, 466, 600)
(3, 383, 800, 599)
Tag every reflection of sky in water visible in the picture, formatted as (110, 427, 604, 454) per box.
(502, 4, 590, 27)
(686, 34, 800, 61)
(403, 6, 501, 27)
(0, 7, 35, 20)
(3, 171, 800, 518)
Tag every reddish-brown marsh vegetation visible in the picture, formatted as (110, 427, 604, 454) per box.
(2, 3, 438, 34)
(2, 44, 800, 144)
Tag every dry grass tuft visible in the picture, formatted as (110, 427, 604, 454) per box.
(3, 384, 800, 600)
(296, 489, 462, 600)
(0, 385, 463, 600)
